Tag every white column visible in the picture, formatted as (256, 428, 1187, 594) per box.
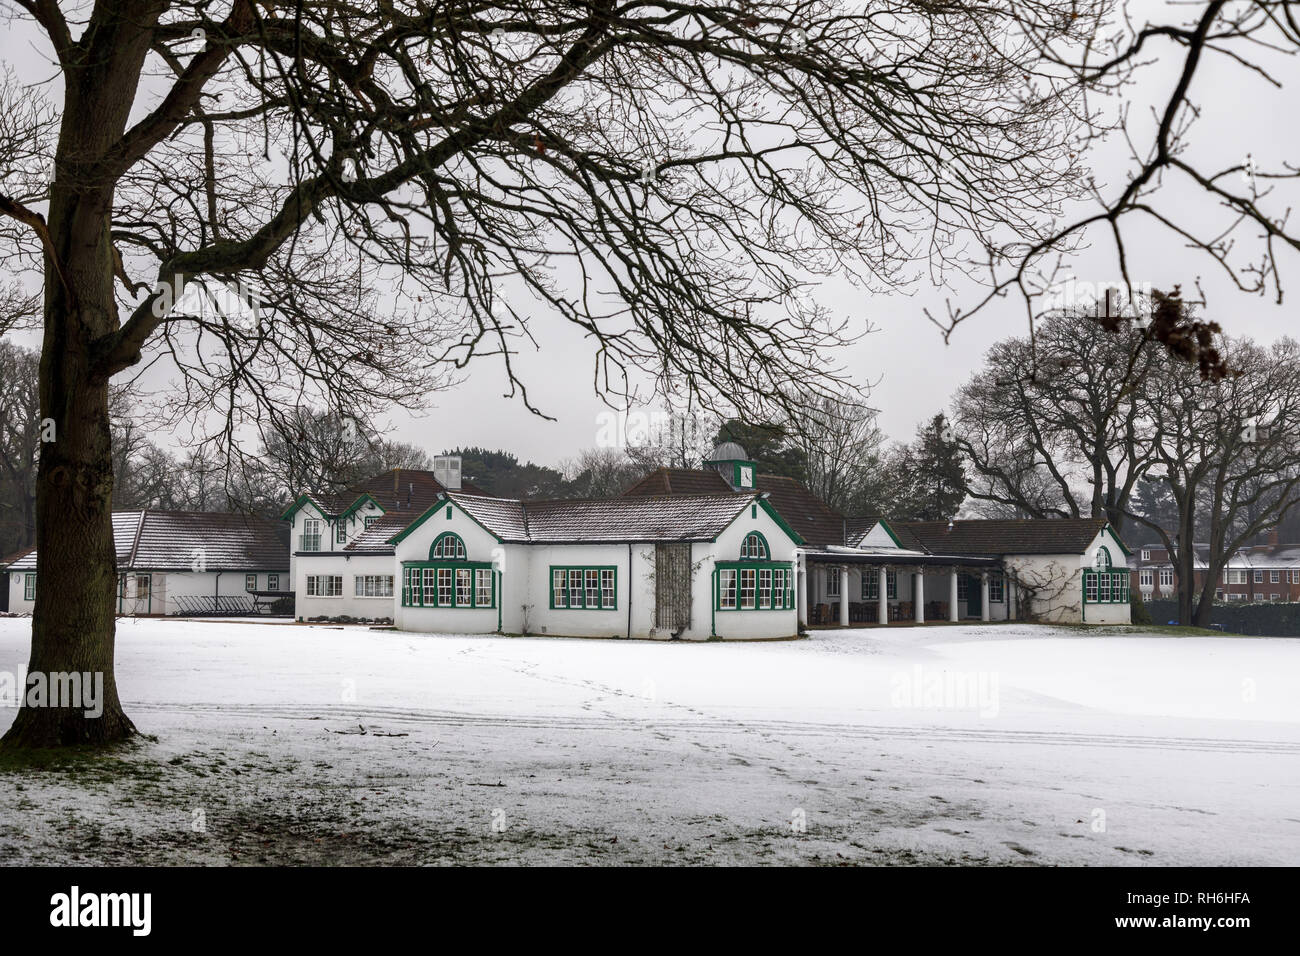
(949, 569, 959, 622)
(878, 567, 888, 625)
(839, 567, 850, 626)
(1008, 578, 1017, 621)
(914, 571, 925, 623)
(981, 573, 991, 622)
(797, 564, 808, 626)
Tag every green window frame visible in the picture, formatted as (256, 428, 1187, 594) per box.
(430, 532, 467, 561)
(862, 572, 878, 601)
(1082, 570, 1129, 604)
(401, 561, 496, 608)
(23, 572, 35, 601)
(714, 561, 794, 611)
(989, 574, 1005, 603)
(887, 569, 897, 600)
(548, 566, 617, 610)
(740, 531, 770, 560)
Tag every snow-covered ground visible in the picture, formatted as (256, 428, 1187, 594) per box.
(1, 617, 1297, 865)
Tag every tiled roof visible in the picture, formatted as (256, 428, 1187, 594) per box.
(448, 492, 758, 544)
(344, 468, 491, 514)
(621, 467, 734, 497)
(901, 518, 1113, 556)
(753, 475, 847, 550)
(620, 468, 847, 549)
(343, 512, 420, 554)
(8, 511, 289, 572)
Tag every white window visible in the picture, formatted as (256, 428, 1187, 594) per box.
(1159, 568, 1173, 589)
(245, 573, 257, 592)
(1254, 569, 1264, 584)
(306, 575, 342, 597)
(1271, 593, 1281, 602)
(1227, 569, 1248, 584)
(719, 569, 737, 609)
(1141, 549, 1151, 561)
(1139, 569, 1153, 588)
(438, 568, 454, 606)
(740, 568, 756, 609)
(365, 515, 379, 528)
(759, 569, 772, 609)
(23, 573, 35, 601)
(456, 568, 473, 606)
(600, 569, 615, 609)
(887, 570, 897, 599)
(740, 533, 768, 560)
(862, 572, 878, 601)
(1271, 570, 1281, 583)
(989, 574, 1005, 603)
(1254, 593, 1266, 602)
(476, 568, 494, 607)
(336, 522, 347, 544)
(354, 575, 394, 598)
(301, 518, 323, 552)
(552, 569, 567, 608)
(826, 570, 840, 598)
(267, 574, 279, 591)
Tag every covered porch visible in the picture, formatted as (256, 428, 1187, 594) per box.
(799, 552, 1012, 627)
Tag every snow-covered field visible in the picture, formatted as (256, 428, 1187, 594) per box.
(1, 617, 1298, 865)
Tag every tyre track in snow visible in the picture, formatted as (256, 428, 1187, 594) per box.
(120, 699, 1300, 757)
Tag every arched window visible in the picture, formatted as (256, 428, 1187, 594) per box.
(1093, 546, 1112, 571)
(740, 532, 769, 560)
(431, 532, 467, 561)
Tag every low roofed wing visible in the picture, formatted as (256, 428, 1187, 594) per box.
(131, 511, 290, 570)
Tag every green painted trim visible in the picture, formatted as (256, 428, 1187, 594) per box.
(338, 492, 384, 522)
(714, 561, 796, 611)
(280, 493, 331, 521)
(1102, 524, 1133, 557)
(1082, 569, 1130, 605)
(547, 565, 618, 610)
(388, 496, 505, 546)
(400, 561, 498, 608)
(739, 530, 772, 560)
(875, 518, 905, 549)
(429, 531, 467, 561)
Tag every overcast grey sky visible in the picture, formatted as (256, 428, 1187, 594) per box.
(3, 1, 1298, 470)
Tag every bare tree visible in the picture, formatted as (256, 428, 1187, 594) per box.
(952, 304, 1158, 532)
(1125, 335, 1300, 626)
(0, 0, 1115, 746)
(945, 3, 1300, 373)
(786, 394, 884, 514)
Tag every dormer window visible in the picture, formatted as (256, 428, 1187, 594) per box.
(740, 532, 769, 560)
(431, 532, 467, 560)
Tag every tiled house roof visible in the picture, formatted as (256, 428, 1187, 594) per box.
(440, 492, 765, 544)
(621, 468, 734, 497)
(6, 511, 289, 572)
(755, 475, 848, 549)
(621, 468, 846, 549)
(901, 518, 1115, 556)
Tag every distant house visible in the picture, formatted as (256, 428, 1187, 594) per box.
(1130, 531, 1300, 603)
(4, 510, 289, 616)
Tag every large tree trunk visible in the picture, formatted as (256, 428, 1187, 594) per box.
(2, 373, 134, 747)
(0, 18, 156, 746)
